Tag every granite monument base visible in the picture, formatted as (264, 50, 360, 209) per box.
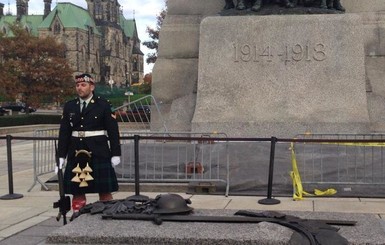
(46, 209, 385, 244)
(192, 14, 370, 137)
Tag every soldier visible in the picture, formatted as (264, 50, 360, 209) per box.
(325, 0, 345, 11)
(224, 0, 235, 9)
(236, 0, 263, 11)
(56, 73, 121, 220)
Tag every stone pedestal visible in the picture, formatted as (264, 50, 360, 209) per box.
(152, 0, 385, 136)
(191, 14, 370, 137)
(46, 210, 384, 244)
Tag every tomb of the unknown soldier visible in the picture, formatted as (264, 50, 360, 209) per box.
(42, 1, 385, 245)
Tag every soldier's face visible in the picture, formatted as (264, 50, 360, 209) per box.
(76, 82, 95, 100)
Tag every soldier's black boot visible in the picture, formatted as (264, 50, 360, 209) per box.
(251, 0, 262, 11)
(282, 0, 295, 8)
(224, 0, 235, 10)
(320, 0, 327, 9)
(236, 0, 247, 10)
(333, 0, 345, 11)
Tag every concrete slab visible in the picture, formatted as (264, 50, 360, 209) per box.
(0, 207, 48, 226)
(225, 196, 314, 212)
(315, 199, 385, 213)
(0, 235, 46, 245)
(189, 195, 231, 209)
(0, 216, 50, 238)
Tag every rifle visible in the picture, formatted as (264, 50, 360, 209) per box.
(101, 212, 356, 226)
(102, 211, 355, 245)
(53, 141, 71, 225)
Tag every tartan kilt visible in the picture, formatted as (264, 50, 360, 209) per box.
(63, 155, 119, 195)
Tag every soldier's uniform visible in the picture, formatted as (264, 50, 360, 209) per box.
(58, 95, 120, 195)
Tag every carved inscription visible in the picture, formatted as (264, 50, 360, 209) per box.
(233, 43, 326, 63)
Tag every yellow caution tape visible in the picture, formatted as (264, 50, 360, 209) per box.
(290, 142, 337, 201)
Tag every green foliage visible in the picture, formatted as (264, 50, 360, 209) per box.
(0, 114, 61, 127)
(138, 83, 151, 94)
(0, 24, 74, 108)
(94, 84, 151, 107)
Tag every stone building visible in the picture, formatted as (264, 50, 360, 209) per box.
(0, 0, 144, 86)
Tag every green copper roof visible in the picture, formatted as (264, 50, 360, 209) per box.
(119, 15, 137, 39)
(0, 15, 44, 37)
(39, 2, 101, 35)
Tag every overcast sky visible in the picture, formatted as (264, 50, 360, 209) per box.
(5, 0, 166, 74)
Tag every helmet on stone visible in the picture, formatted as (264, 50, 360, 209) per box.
(153, 193, 193, 214)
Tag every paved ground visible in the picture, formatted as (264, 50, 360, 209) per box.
(1, 128, 385, 244)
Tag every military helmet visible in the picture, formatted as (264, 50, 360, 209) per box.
(153, 193, 193, 214)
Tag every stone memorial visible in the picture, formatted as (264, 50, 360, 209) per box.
(192, 14, 369, 137)
(152, 0, 385, 137)
(45, 2, 385, 244)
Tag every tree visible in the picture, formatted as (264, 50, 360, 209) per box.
(142, 1, 167, 64)
(0, 24, 74, 109)
(143, 73, 152, 85)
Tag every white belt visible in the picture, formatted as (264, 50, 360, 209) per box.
(72, 130, 106, 137)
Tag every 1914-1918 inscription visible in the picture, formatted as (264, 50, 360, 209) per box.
(233, 42, 326, 63)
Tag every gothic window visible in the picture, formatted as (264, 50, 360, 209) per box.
(133, 58, 138, 72)
(54, 21, 61, 34)
(95, 3, 102, 18)
(96, 51, 99, 65)
(81, 46, 87, 70)
(115, 41, 119, 56)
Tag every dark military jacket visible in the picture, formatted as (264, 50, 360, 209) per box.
(58, 95, 121, 159)
(58, 95, 120, 194)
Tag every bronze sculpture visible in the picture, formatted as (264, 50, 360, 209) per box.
(223, 0, 345, 12)
(224, 0, 235, 10)
(223, 0, 263, 11)
(323, 0, 345, 11)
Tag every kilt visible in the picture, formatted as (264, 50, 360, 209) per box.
(63, 154, 119, 195)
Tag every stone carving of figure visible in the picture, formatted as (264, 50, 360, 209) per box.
(276, 0, 296, 8)
(223, 0, 344, 11)
(224, 0, 235, 10)
(224, 0, 296, 11)
(223, 0, 263, 11)
(323, 0, 345, 11)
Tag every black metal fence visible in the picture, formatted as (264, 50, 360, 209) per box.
(2, 134, 385, 202)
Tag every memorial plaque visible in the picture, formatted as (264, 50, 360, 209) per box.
(192, 14, 370, 137)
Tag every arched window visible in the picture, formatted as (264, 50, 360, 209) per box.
(133, 58, 138, 71)
(95, 3, 102, 18)
(80, 46, 87, 71)
(115, 41, 119, 56)
(54, 21, 61, 34)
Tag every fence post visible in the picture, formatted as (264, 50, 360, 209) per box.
(258, 136, 280, 205)
(127, 134, 148, 202)
(0, 135, 23, 200)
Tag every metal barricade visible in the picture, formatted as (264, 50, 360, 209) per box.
(117, 132, 230, 196)
(292, 134, 385, 196)
(31, 129, 230, 196)
(114, 95, 168, 132)
(29, 128, 59, 191)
